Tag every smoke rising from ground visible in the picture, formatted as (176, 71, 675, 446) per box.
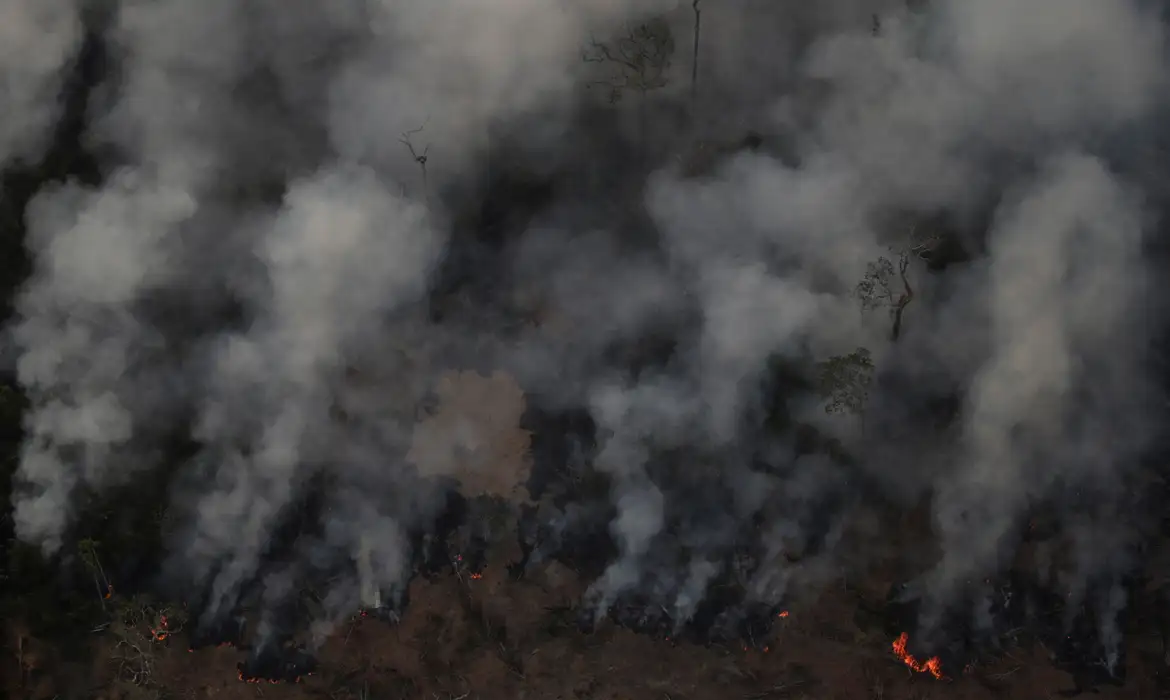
(0, 0, 81, 166)
(3, 0, 1169, 663)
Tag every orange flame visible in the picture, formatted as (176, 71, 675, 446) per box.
(151, 614, 170, 642)
(470, 573, 483, 580)
(777, 610, 789, 618)
(891, 633, 944, 680)
(104, 584, 114, 600)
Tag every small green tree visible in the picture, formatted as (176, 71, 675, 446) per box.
(855, 226, 940, 342)
(816, 347, 875, 417)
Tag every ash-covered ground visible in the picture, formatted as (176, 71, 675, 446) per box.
(4, 1, 1170, 698)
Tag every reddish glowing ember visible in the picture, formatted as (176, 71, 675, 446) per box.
(151, 614, 170, 642)
(470, 573, 483, 580)
(891, 632, 945, 680)
(777, 610, 789, 618)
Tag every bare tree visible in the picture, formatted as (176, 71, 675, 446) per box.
(398, 119, 432, 198)
(583, 17, 675, 154)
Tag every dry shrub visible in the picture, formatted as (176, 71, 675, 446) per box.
(105, 596, 186, 695)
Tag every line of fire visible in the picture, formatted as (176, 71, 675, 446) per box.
(93, 400, 1139, 692)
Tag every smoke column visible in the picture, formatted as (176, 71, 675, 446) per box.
(2, 0, 1168, 664)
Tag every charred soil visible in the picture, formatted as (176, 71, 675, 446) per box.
(6, 515, 1170, 700)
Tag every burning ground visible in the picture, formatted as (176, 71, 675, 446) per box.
(8, 377, 1170, 700)
(5, 0, 1170, 698)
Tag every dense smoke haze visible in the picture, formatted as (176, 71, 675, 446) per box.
(3, 0, 1170, 681)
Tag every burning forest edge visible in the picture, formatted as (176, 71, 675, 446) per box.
(46, 432, 1149, 691)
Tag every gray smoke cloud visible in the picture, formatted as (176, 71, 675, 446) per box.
(4, 0, 1169, 662)
(925, 152, 1152, 664)
(182, 164, 443, 628)
(0, 0, 82, 166)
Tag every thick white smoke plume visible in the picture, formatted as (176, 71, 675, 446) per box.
(183, 165, 442, 627)
(0, 0, 81, 166)
(2, 0, 1168, 667)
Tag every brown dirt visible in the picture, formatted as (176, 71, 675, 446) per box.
(3, 372, 1166, 700)
(5, 547, 1163, 700)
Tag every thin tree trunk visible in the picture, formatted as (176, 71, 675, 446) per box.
(639, 90, 649, 164)
(691, 0, 702, 117)
(890, 255, 914, 342)
(891, 303, 906, 342)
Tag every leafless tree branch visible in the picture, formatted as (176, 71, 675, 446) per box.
(398, 118, 432, 194)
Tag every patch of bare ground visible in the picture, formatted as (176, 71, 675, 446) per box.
(4, 545, 1149, 700)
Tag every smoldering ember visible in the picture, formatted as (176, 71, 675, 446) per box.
(4, 1, 1170, 698)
